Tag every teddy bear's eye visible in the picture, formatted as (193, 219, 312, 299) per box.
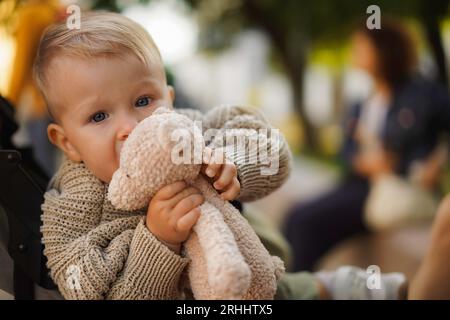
(126, 174, 130, 178)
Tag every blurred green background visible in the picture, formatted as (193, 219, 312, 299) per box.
(1, 0, 450, 197)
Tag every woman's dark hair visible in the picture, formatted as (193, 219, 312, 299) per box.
(356, 18, 418, 87)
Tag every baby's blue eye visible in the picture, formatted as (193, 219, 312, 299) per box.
(135, 96, 151, 108)
(91, 112, 108, 123)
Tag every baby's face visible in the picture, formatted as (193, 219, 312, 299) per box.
(46, 53, 174, 183)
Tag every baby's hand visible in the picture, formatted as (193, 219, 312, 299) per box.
(201, 147, 241, 201)
(146, 181, 204, 253)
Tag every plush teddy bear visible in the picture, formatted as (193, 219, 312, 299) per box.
(107, 107, 284, 299)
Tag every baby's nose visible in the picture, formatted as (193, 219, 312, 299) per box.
(117, 118, 138, 141)
(118, 128, 131, 141)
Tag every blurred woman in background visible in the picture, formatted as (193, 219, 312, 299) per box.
(284, 19, 450, 272)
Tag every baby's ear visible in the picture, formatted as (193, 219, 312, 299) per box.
(168, 85, 175, 104)
(47, 123, 82, 162)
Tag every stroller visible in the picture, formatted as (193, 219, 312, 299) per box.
(0, 95, 56, 299)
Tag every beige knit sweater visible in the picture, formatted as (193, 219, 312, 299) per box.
(41, 105, 292, 300)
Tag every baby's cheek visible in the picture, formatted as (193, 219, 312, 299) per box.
(89, 155, 120, 183)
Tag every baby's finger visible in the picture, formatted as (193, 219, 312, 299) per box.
(205, 149, 225, 178)
(201, 147, 218, 171)
(165, 186, 201, 208)
(201, 147, 213, 176)
(205, 164, 221, 179)
(176, 208, 201, 233)
(220, 177, 241, 201)
(154, 181, 186, 200)
(202, 147, 213, 164)
(213, 161, 237, 190)
(170, 194, 204, 224)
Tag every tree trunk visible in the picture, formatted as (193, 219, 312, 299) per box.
(241, 0, 318, 153)
(286, 60, 318, 152)
(420, 0, 448, 86)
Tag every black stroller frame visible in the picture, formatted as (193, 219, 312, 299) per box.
(0, 95, 56, 299)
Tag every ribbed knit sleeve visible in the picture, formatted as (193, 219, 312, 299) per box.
(41, 159, 189, 300)
(194, 105, 293, 202)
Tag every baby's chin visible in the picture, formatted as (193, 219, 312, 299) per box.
(105, 165, 121, 184)
(88, 163, 119, 185)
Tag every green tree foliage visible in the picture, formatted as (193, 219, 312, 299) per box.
(185, 0, 449, 153)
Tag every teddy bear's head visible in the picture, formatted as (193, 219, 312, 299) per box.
(108, 107, 204, 210)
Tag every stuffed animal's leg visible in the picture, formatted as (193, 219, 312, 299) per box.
(190, 201, 251, 299)
(193, 175, 285, 299)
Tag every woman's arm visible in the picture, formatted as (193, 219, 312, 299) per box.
(408, 194, 450, 299)
(351, 146, 397, 180)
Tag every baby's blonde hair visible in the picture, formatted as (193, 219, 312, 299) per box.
(34, 11, 163, 119)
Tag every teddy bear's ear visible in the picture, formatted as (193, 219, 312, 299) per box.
(108, 168, 148, 210)
(153, 106, 173, 115)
